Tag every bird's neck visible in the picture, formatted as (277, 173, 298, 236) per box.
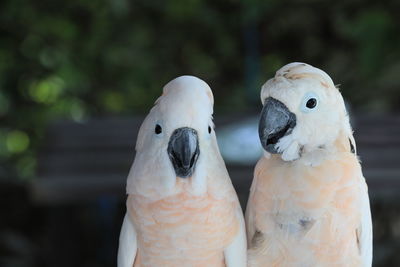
(269, 129, 354, 167)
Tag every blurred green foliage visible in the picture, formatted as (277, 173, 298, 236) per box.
(0, 0, 399, 180)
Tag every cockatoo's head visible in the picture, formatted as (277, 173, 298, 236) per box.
(258, 62, 353, 162)
(127, 76, 221, 196)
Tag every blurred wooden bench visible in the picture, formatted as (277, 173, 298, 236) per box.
(30, 114, 400, 205)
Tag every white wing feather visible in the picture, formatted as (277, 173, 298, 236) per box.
(358, 178, 373, 267)
(224, 207, 247, 267)
(117, 213, 137, 267)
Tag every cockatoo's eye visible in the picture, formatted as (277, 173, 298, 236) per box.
(301, 92, 319, 113)
(155, 124, 162, 134)
(306, 98, 317, 109)
(208, 126, 212, 134)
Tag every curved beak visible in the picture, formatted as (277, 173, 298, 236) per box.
(259, 97, 296, 153)
(168, 127, 200, 178)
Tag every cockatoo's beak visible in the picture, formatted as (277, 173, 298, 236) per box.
(168, 127, 200, 178)
(259, 97, 296, 153)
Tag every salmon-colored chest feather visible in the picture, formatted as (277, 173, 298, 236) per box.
(128, 191, 239, 267)
(249, 154, 363, 266)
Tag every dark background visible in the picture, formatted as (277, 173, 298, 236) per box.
(1, 0, 399, 266)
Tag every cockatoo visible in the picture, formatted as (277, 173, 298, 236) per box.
(118, 76, 247, 267)
(245, 63, 372, 266)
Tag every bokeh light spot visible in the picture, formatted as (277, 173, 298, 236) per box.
(6, 130, 30, 153)
(29, 76, 65, 104)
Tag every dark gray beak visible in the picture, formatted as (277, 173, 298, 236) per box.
(168, 127, 200, 178)
(259, 97, 296, 153)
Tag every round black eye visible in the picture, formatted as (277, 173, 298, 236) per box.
(155, 124, 162, 134)
(208, 126, 212, 134)
(306, 98, 317, 109)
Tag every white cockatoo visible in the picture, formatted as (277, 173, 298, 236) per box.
(246, 63, 372, 266)
(118, 76, 247, 267)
